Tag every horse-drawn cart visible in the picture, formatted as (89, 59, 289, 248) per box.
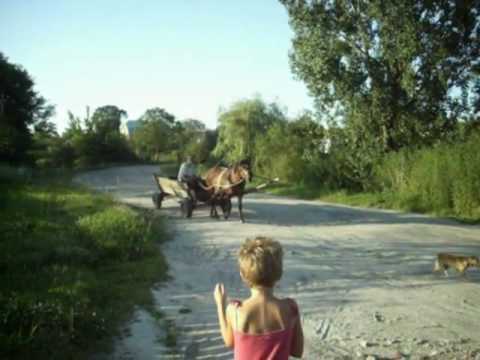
(152, 164, 279, 221)
(152, 174, 194, 217)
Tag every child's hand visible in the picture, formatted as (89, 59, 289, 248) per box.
(213, 283, 227, 308)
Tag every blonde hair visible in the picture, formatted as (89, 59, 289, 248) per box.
(238, 236, 283, 288)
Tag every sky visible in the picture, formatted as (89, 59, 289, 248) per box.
(0, 0, 314, 132)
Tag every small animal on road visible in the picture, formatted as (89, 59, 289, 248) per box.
(433, 253, 479, 277)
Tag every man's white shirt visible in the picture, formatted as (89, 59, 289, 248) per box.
(178, 162, 196, 182)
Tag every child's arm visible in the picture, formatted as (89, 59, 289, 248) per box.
(213, 283, 234, 348)
(289, 300, 304, 358)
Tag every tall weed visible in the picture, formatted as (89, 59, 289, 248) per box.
(377, 133, 480, 219)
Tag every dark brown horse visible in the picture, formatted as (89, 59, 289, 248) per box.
(185, 176, 231, 218)
(203, 160, 251, 222)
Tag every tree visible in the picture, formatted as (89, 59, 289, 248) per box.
(34, 115, 58, 137)
(182, 118, 206, 132)
(63, 111, 84, 141)
(255, 111, 327, 183)
(0, 52, 54, 163)
(280, 0, 480, 152)
(131, 119, 170, 160)
(130, 107, 177, 161)
(141, 108, 175, 126)
(64, 106, 135, 167)
(90, 105, 126, 136)
(213, 97, 286, 163)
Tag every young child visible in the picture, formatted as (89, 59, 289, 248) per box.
(213, 236, 304, 359)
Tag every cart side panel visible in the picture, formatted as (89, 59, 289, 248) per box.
(153, 175, 189, 198)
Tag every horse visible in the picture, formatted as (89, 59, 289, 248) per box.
(203, 160, 252, 222)
(184, 176, 232, 218)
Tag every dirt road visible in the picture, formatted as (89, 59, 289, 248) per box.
(77, 165, 480, 359)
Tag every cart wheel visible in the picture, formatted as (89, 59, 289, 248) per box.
(152, 193, 163, 209)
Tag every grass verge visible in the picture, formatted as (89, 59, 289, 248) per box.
(0, 176, 169, 359)
(267, 183, 480, 223)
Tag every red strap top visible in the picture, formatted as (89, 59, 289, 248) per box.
(231, 299, 298, 360)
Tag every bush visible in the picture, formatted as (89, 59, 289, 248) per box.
(77, 206, 154, 261)
(451, 135, 480, 217)
(376, 133, 480, 219)
(0, 182, 168, 359)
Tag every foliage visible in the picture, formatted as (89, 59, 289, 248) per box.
(62, 108, 136, 168)
(281, 0, 479, 147)
(280, 0, 480, 184)
(182, 129, 217, 164)
(375, 132, 480, 219)
(174, 120, 215, 164)
(213, 97, 286, 163)
(90, 105, 126, 137)
(0, 52, 55, 163)
(130, 108, 177, 161)
(77, 206, 154, 261)
(0, 179, 168, 359)
(1, 51, 206, 169)
(182, 118, 206, 132)
(130, 109, 212, 164)
(30, 132, 76, 169)
(141, 107, 175, 125)
(255, 111, 328, 183)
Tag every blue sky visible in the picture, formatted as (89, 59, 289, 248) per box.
(0, 0, 314, 132)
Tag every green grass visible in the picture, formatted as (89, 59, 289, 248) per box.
(268, 183, 385, 207)
(267, 183, 480, 223)
(318, 190, 388, 208)
(0, 177, 169, 359)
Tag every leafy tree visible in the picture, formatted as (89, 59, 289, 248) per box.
(65, 107, 135, 167)
(141, 107, 175, 126)
(131, 119, 171, 160)
(280, 0, 480, 152)
(34, 116, 58, 137)
(213, 97, 286, 163)
(182, 118, 206, 132)
(0, 52, 54, 163)
(63, 111, 84, 141)
(176, 118, 209, 162)
(198, 129, 218, 163)
(167, 119, 213, 164)
(131, 109, 212, 163)
(182, 128, 217, 164)
(130, 107, 177, 161)
(31, 133, 75, 168)
(255, 111, 327, 183)
(90, 105, 126, 136)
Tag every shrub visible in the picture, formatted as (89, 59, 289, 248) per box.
(451, 134, 480, 217)
(0, 182, 168, 359)
(376, 133, 480, 219)
(77, 206, 154, 262)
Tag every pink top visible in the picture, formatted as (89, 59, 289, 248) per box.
(231, 299, 298, 360)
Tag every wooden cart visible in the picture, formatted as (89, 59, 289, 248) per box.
(152, 174, 194, 218)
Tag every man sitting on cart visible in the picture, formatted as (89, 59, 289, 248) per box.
(178, 155, 199, 203)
